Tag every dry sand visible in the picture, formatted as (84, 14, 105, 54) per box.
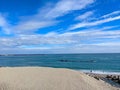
(0, 67, 118, 90)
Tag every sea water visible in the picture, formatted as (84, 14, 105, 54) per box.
(0, 53, 120, 74)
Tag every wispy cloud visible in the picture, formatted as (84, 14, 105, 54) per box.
(11, 0, 95, 34)
(98, 26, 120, 30)
(0, 28, 120, 53)
(45, 0, 94, 18)
(101, 11, 120, 19)
(13, 20, 57, 34)
(69, 11, 120, 30)
(75, 11, 94, 21)
(0, 29, 120, 48)
(0, 14, 6, 26)
(0, 14, 11, 34)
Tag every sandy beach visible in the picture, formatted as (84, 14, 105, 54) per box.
(0, 67, 119, 90)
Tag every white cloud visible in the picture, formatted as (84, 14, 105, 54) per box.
(93, 42, 120, 46)
(75, 11, 94, 20)
(45, 0, 94, 19)
(70, 15, 120, 30)
(0, 27, 120, 53)
(0, 29, 120, 48)
(0, 14, 11, 34)
(1, 42, 120, 54)
(101, 11, 120, 19)
(70, 11, 120, 30)
(98, 26, 119, 30)
(13, 20, 57, 34)
(11, 0, 94, 34)
(0, 14, 6, 26)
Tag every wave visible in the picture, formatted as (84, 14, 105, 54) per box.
(78, 70, 120, 75)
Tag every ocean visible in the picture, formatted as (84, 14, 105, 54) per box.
(0, 53, 120, 74)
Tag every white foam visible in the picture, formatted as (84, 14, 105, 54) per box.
(79, 70, 120, 75)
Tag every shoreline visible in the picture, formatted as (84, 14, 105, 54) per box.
(1, 66, 120, 75)
(85, 72, 120, 88)
(79, 70, 120, 75)
(77, 70, 120, 88)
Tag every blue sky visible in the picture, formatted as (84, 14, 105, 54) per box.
(0, 0, 120, 54)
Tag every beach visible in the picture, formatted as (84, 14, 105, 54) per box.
(0, 67, 119, 90)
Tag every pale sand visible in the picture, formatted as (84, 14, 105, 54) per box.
(0, 67, 118, 90)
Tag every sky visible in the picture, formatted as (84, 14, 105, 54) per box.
(0, 0, 120, 54)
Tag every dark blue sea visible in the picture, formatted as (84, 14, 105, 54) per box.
(0, 53, 120, 74)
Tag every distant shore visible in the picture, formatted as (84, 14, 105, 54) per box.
(0, 67, 119, 90)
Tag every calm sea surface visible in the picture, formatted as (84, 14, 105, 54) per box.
(0, 53, 120, 73)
